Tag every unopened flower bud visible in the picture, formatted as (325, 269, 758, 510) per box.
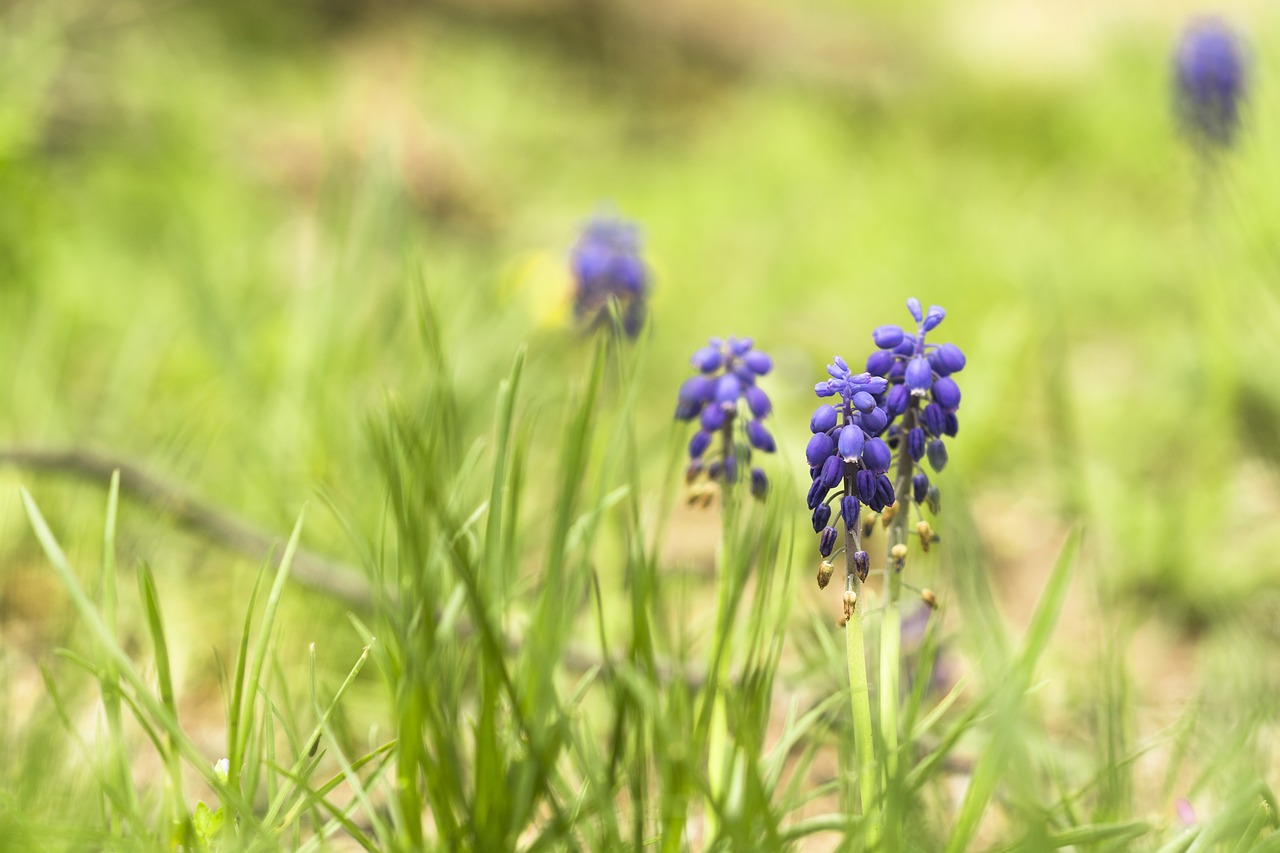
(812, 503, 832, 533)
(926, 484, 941, 514)
(890, 543, 908, 562)
(810, 404, 838, 434)
(819, 527, 838, 558)
(853, 549, 870, 582)
(750, 467, 768, 499)
(926, 440, 948, 473)
(816, 560, 835, 589)
(921, 588, 937, 608)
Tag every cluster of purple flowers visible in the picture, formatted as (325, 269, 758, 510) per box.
(806, 298, 965, 562)
(1174, 17, 1246, 151)
(570, 214, 650, 337)
(675, 337, 775, 499)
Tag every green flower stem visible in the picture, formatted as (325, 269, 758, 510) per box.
(844, 520, 880, 847)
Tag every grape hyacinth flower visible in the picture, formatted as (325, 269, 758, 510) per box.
(1174, 17, 1246, 152)
(570, 213, 651, 337)
(676, 337, 776, 502)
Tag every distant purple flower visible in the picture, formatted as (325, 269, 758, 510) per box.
(1175, 18, 1246, 150)
(677, 336, 775, 500)
(571, 213, 651, 337)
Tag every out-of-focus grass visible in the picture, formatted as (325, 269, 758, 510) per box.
(0, 0, 1279, 848)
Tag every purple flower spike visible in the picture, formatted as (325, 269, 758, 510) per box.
(810, 404, 838, 434)
(812, 503, 832, 533)
(806, 433, 835, 467)
(819, 527, 838, 558)
(864, 437, 891, 473)
(1175, 18, 1247, 150)
(907, 297, 923, 323)
(873, 325, 905, 349)
(747, 420, 776, 452)
(933, 377, 961, 410)
(905, 357, 933, 396)
(838, 424, 865, 461)
(571, 213, 650, 337)
(678, 336, 777, 499)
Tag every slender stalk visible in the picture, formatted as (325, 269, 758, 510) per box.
(705, 409, 739, 842)
(843, 473, 879, 847)
(880, 406, 917, 787)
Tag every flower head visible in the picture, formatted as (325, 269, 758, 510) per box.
(571, 213, 651, 337)
(805, 297, 966, 562)
(1175, 18, 1247, 150)
(677, 337, 775, 500)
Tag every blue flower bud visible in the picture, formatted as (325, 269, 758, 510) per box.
(810, 404, 838, 434)
(819, 455, 844, 490)
(688, 430, 712, 459)
(841, 494, 860, 531)
(622, 301, 646, 337)
(927, 440, 948, 472)
(730, 337, 753, 356)
(691, 346, 722, 373)
(742, 350, 773, 375)
(751, 467, 768, 499)
(806, 477, 828, 510)
(747, 420, 776, 453)
(1175, 18, 1247, 149)
(715, 374, 742, 405)
(907, 427, 925, 462)
(806, 432, 834, 467)
(812, 503, 832, 533)
(815, 381, 837, 398)
(873, 325, 905, 349)
(913, 472, 929, 504)
(675, 400, 701, 421)
(923, 305, 945, 332)
(907, 297, 923, 323)
(944, 411, 959, 437)
(922, 402, 945, 437)
(932, 377, 961, 410)
(855, 469, 877, 504)
(863, 437, 891, 473)
(678, 375, 712, 404)
(685, 461, 702, 483)
(833, 355, 849, 371)
(819, 526, 838, 558)
(888, 361, 906, 383)
(852, 391, 876, 413)
(838, 424, 865, 461)
(853, 549, 870, 581)
(927, 348, 952, 378)
(723, 455, 739, 483)
(860, 407, 888, 436)
(893, 334, 918, 357)
(937, 343, 966, 373)
(861, 377, 889, 395)
(745, 385, 771, 418)
(732, 364, 757, 386)
(866, 350, 895, 376)
(905, 357, 933, 396)
(707, 459, 723, 480)
(875, 473, 895, 508)
(885, 385, 908, 417)
(701, 404, 726, 431)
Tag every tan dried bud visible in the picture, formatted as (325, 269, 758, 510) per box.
(843, 590, 858, 608)
(890, 543, 908, 562)
(880, 502, 897, 527)
(921, 588, 938, 608)
(862, 516, 877, 538)
(816, 560, 835, 590)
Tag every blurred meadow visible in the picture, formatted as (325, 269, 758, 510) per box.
(2, 0, 1280, 849)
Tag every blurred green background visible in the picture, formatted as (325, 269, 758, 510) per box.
(1, 0, 1280, 843)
